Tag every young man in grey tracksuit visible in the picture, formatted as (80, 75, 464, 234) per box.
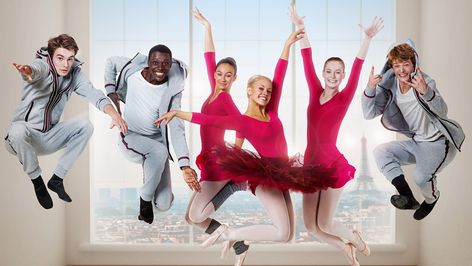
(104, 44, 198, 224)
(362, 40, 465, 220)
(5, 34, 127, 209)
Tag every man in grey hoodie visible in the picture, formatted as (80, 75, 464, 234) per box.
(362, 41, 464, 220)
(104, 44, 198, 224)
(5, 34, 127, 209)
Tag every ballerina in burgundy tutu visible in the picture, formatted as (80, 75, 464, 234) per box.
(156, 28, 336, 266)
(184, 7, 250, 260)
(289, 4, 383, 266)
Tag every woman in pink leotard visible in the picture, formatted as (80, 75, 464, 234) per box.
(157, 28, 331, 266)
(289, 4, 383, 266)
(184, 8, 248, 257)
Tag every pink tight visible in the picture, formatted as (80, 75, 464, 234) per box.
(185, 180, 230, 229)
(223, 186, 294, 242)
(303, 188, 357, 250)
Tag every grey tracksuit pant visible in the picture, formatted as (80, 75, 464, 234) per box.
(117, 131, 173, 211)
(4, 119, 94, 179)
(373, 136, 457, 203)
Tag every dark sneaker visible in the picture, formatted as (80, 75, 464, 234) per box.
(414, 199, 438, 220)
(33, 179, 53, 209)
(138, 197, 153, 224)
(47, 175, 72, 202)
(390, 194, 420, 210)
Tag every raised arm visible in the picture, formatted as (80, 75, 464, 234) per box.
(280, 28, 304, 61)
(288, 4, 310, 49)
(268, 29, 304, 113)
(339, 17, 383, 102)
(194, 7, 215, 53)
(357, 16, 384, 60)
(194, 7, 218, 93)
(289, 4, 323, 96)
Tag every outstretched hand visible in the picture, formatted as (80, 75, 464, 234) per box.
(13, 63, 32, 81)
(154, 110, 177, 127)
(359, 16, 384, 39)
(367, 66, 382, 89)
(193, 7, 210, 27)
(182, 167, 200, 192)
(288, 3, 305, 27)
(109, 113, 128, 134)
(404, 67, 428, 94)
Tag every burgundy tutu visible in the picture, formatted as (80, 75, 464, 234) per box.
(208, 144, 338, 193)
(195, 152, 226, 181)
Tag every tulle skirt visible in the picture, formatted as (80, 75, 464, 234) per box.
(304, 144, 356, 189)
(195, 152, 229, 182)
(207, 144, 338, 193)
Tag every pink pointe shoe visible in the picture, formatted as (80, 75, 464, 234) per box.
(352, 230, 370, 256)
(201, 224, 229, 248)
(343, 243, 360, 266)
(220, 240, 236, 259)
(234, 249, 248, 266)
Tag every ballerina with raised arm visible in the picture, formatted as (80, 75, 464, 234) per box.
(157, 28, 336, 266)
(289, 4, 383, 265)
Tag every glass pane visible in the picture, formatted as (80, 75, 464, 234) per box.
(297, 0, 328, 41)
(226, 0, 260, 41)
(124, 0, 158, 41)
(327, 0, 361, 40)
(158, 0, 190, 41)
(91, 0, 396, 245)
(91, 0, 124, 41)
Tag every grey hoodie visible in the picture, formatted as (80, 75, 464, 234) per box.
(9, 47, 111, 132)
(103, 53, 190, 167)
(362, 40, 465, 151)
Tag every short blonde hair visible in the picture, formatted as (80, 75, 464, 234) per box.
(246, 75, 271, 97)
(247, 75, 271, 88)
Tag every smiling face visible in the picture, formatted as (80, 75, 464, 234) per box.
(391, 59, 415, 84)
(52, 47, 76, 77)
(247, 76, 272, 107)
(322, 60, 345, 90)
(214, 63, 237, 91)
(147, 51, 172, 84)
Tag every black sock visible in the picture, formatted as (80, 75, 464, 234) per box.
(32, 176, 53, 209)
(47, 174, 72, 202)
(32, 175, 44, 187)
(138, 197, 154, 224)
(391, 175, 414, 197)
(414, 199, 438, 220)
(205, 219, 221, 234)
(233, 240, 249, 255)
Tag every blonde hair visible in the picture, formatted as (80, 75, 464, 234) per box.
(246, 75, 271, 97)
(247, 75, 271, 88)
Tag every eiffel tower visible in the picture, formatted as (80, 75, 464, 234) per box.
(353, 134, 378, 191)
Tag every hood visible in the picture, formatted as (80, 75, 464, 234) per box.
(35, 47, 83, 76)
(380, 38, 419, 75)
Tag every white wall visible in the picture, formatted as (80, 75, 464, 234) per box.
(0, 1, 66, 266)
(418, 0, 472, 265)
(1, 0, 471, 265)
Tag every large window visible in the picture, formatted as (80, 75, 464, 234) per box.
(90, 0, 396, 245)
